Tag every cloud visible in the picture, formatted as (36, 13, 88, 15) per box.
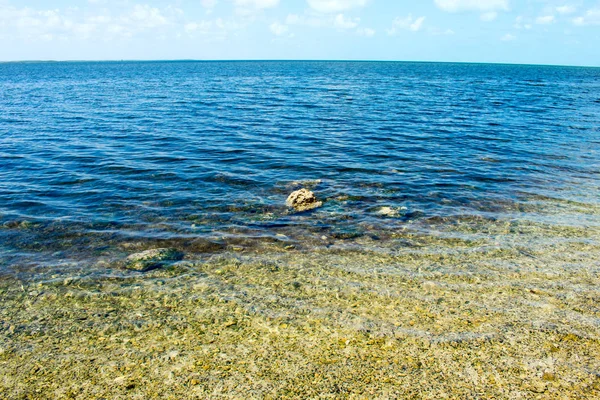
(0, 5, 95, 40)
(307, 0, 368, 13)
(556, 5, 576, 15)
(435, 0, 509, 13)
(285, 12, 360, 30)
(128, 5, 169, 29)
(356, 27, 375, 37)
(286, 14, 303, 25)
(284, 13, 325, 27)
(387, 14, 426, 35)
(185, 21, 213, 35)
(480, 11, 498, 21)
(427, 26, 455, 36)
(514, 15, 532, 30)
(269, 21, 288, 35)
(200, 0, 217, 14)
(234, 0, 279, 16)
(501, 33, 515, 41)
(0, 3, 186, 42)
(234, 0, 279, 9)
(334, 14, 359, 29)
(572, 8, 600, 26)
(201, 0, 218, 8)
(535, 15, 555, 25)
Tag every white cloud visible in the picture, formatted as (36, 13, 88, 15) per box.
(572, 8, 600, 26)
(0, 3, 185, 42)
(128, 5, 169, 29)
(0, 5, 94, 40)
(307, 0, 368, 13)
(435, 0, 509, 13)
(410, 16, 426, 31)
(536, 15, 555, 25)
(284, 13, 326, 27)
(284, 12, 361, 30)
(501, 33, 516, 41)
(215, 17, 244, 31)
(356, 27, 375, 37)
(480, 11, 498, 21)
(106, 24, 131, 38)
(235, 0, 279, 9)
(185, 21, 213, 35)
(201, 0, 218, 8)
(87, 15, 111, 24)
(269, 21, 288, 35)
(286, 14, 302, 25)
(513, 15, 532, 30)
(234, 0, 279, 16)
(387, 14, 426, 35)
(556, 5, 576, 15)
(334, 14, 359, 29)
(428, 27, 455, 35)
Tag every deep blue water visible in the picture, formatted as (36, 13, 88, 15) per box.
(1, 61, 599, 271)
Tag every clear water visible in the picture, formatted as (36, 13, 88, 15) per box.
(1, 61, 599, 273)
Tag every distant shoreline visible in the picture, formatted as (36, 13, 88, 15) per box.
(1, 59, 599, 68)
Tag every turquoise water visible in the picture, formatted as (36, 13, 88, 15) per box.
(0, 61, 599, 274)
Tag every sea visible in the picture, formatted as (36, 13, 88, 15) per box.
(0, 61, 599, 278)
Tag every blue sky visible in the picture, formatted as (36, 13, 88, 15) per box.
(0, 0, 599, 65)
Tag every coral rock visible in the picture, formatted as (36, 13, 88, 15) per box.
(286, 188, 322, 212)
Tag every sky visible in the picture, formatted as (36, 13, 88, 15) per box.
(0, 0, 599, 66)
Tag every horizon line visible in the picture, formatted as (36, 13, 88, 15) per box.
(0, 59, 599, 69)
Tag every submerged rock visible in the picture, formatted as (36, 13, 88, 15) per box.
(124, 248, 184, 272)
(286, 179, 323, 189)
(376, 206, 407, 217)
(376, 206, 398, 217)
(286, 188, 322, 212)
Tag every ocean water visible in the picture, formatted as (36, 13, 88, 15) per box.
(0, 61, 599, 276)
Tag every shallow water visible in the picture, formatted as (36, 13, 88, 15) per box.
(1, 61, 599, 274)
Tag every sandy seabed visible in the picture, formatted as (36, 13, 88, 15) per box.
(1, 214, 600, 399)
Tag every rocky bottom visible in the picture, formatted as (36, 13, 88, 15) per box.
(1, 218, 600, 399)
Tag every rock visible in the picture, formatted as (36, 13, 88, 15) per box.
(376, 206, 399, 217)
(286, 188, 322, 212)
(124, 248, 184, 272)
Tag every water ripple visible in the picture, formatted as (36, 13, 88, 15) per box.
(0, 61, 599, 269)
